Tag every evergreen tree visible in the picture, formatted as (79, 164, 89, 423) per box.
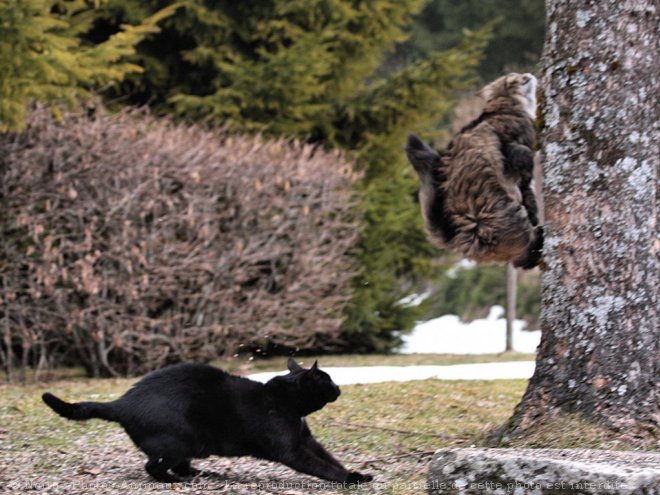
(383, 0, 545, 81)
(71, 0, 492, 351)
(0, 0, 177, 132)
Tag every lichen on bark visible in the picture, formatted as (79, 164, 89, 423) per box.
(503, 0, 659, 447)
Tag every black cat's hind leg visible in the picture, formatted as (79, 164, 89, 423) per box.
(145, 456, 183, 483)
(140, 434, 191, 482)
(172, 459, 201, 478)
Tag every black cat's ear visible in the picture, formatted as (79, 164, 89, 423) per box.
(287, 357, 303, 372)
(310, 360, 319, 371)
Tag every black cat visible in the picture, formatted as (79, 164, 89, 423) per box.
(42, 359, 372, 484)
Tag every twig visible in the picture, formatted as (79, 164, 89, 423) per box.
(322, 418, 450, 440)
(358, 450, 438, 464)
(0, 105, 361, 378)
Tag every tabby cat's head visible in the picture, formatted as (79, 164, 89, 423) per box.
(476, 72, 537, 119)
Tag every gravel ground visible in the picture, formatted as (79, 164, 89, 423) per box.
(0, 427, 430, 494)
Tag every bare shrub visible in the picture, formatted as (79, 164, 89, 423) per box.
(0, 105, 360, 378)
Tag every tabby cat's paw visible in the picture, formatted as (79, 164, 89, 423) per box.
(346, 471, 373, 483)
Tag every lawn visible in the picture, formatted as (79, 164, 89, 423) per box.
(0, 352, 536, 382)
(1, 355, 534, 494)
(1, 352, 626, 494)
(1, 380, 528, 494)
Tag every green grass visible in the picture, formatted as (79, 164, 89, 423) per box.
(308, 379, 530, 493)
(1, 372, 528, 494)
(310, 379, 526, 454)
(1, 377, 128, 452)
(1, 357, 639, 495)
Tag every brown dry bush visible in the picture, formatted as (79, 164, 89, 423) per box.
(0, 105, 361, 378)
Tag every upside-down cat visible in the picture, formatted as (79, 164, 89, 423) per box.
(406, 72, 543, 268)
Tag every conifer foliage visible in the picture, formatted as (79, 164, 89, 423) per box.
(88, 0, 491, 350)
(0, 0, 177, 132)
(2, 0, 491, 355)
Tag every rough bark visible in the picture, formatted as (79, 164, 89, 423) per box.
(506, 0, 659, 445)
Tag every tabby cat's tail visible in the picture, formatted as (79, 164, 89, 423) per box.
(42, 392, 117, 422)
(451, 200, 535, 265)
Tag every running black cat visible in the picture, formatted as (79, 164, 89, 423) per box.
(42, 359, 372, 483)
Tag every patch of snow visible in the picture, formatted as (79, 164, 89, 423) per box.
(397, 291, 431, 307)
(248, 361, 535, 385)
(399, 305, 541, 355)
(447, 259, 476, 278)
(247, 304, 541, 385)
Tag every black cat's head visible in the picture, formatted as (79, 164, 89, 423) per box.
(265, 358, 341, 416)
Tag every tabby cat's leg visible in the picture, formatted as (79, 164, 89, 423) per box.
(513, 225, 544, 269)
(503, 143, 539, 226)
(502, 143, 534, 178)
(520, 179, 539, 226)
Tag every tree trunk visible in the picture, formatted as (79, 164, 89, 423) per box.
(505, 0, 659, 445)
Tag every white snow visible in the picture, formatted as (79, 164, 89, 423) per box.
(399, 305, 541, 355)
(247, 305, 541, 385)
(248, 361, 535, 385)
(396, 291, 431, 307)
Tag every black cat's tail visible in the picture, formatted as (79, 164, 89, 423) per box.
(42, 392, 117, 422)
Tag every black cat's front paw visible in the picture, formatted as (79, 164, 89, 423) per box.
(173, 466, 201, 478)
(171, 460, 201, 478)
(346, 471, 373, 484)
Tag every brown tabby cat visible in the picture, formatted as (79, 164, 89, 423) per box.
(406, 72, 542, 268)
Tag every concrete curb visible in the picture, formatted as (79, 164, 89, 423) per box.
(427, 448, 659, 494)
